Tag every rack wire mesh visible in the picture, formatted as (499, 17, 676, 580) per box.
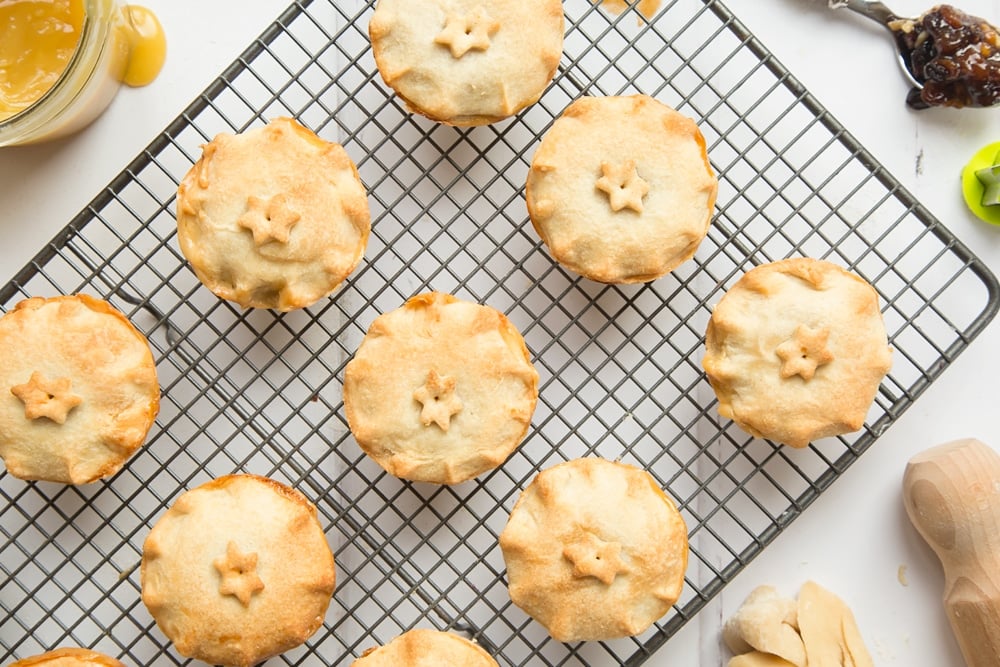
(1, 0, 998, 665)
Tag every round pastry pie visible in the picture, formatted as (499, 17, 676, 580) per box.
(353, 628, 498, 666)
(10, 648, 127, 667)
(0, 295, 160, 484)
(343, 292, 539, 485)
(498, 457, 689, 642)
(703, 257, 893, 448)
(141, 474, 336, 667)
(176, 116, 370, 311)
(526, 94, 718, 283)
(368, 0, 564, 126)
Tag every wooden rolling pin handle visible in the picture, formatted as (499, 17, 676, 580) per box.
(903, 438, 1000, 667)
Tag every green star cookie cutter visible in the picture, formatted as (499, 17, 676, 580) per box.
(962, 141, 1000, 225)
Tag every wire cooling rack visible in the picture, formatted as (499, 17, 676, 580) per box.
(2, 0, 998, 665)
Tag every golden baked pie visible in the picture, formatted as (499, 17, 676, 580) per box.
(176, 116, 370, 311)
(353, 628, 498, 666)
(526, 94, 718, 283)
(498, 457, 689, 642)
(703, 258, 893, 447)
(368, 0, 564, 126)
(141, 474, 336, 667)
(10, 648, 127, 667)
(0, 295, 160, 484)
(343, 292, 539, 485)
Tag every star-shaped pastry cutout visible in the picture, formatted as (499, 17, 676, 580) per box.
(236, 193, 302, 246)
(595, 160, 651, 213)
(433, 9, 500, 59)
(413, 369, 463, 431)
(213, 541, 265, 607)
(563, 531, 628, 585)
(775, 324, 835, 381)
(10, 371, 83, 425)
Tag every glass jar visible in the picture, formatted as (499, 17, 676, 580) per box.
(0, 0, 130, 147)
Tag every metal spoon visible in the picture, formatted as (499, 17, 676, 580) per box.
(830, 2, 1000, 109)
(827, 0, 925, 92)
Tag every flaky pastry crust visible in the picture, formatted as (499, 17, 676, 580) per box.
(0, 295, 160, 484)
(141, 474, 336, 667)
(176, 116, 370, 311)
(703, 258, 892, 447)
(526, 94, 718, 283)
(369, 0, 564, 126)
(343, 292, 538, 485)
(352, 628, 498, 666)
(10, 648, 127, 667)
(499, 457, 688, 642)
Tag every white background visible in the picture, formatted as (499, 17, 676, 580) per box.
(2, 1, 1000, 665)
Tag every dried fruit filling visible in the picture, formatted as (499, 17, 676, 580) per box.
(896, 5, 1000, 108)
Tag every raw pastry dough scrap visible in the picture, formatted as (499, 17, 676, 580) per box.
(369, 0, 564, 126)
(0, 295, 160, 484)
(724, 581, 874, 667)
(703, 258, 892, 447)
(343, 292, 538, 485)
(352, 628, 498, 666)
(499, 457, 688, 642)
(798, 581, 874, 667)
(729, 652, 799, 667)
(722, 585, 805, 666)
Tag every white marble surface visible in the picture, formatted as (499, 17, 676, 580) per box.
(2, 1, 1000, 665)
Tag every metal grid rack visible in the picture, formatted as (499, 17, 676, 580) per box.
(1, 0, 997, 665)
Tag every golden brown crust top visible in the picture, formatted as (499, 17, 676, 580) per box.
(176, 116, 370, 311)
(703, 258, 893, 447)
(140, 474, 336, 667)
(0, 295, 160, 484)
(352, 629, 498, 666)
(498, 458, 689, 642)
(526, 95, 718, 283)
(10, 648, 127, 667)
(343, 292, 538, 485)
(369, 0, 564, 126)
